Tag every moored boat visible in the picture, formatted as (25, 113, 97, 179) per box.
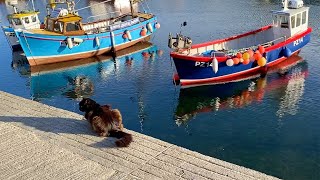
(1, 0, 41, 50)
(14, 0, 160, 66)
(168, 0, 311, 88)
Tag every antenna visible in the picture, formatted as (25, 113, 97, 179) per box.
(31, 0, 35, 11)
(283, 0, 288, 11)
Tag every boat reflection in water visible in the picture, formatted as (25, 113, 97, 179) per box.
(11, 42, 162, 100)
(175, 55, 308, 126)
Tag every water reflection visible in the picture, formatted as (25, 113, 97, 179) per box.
(175, 55, 308, 126)
(276, 67, 306, 118)
(11, 42, 162, 100)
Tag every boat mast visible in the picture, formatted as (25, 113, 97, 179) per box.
(129, 0, 134, 17)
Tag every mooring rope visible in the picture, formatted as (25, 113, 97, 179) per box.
(22, 31, 37, 66)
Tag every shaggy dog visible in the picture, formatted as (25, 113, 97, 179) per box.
(79, 98, 132, 147)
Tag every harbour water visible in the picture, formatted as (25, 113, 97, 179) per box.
(1, 0, 320, 179)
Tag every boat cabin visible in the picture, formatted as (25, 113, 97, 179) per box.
(272, 0, 309, 38)
(7, 12, 40, 29)
(45, 13, 85, 36)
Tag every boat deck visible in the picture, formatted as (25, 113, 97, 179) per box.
(134, 12, 154, 19)
(0, 91, 280, 180)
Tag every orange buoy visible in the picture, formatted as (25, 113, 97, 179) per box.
(122, 33, 128, 39)
(140, 27, 147, 36)
(254, 52, 262, 61)
(247, 49, 254, 57)
(233, 58, 240, 65)
(242, 58, 250, 65)
(236, 52, 242, 58)
(258, 45, 265, 54)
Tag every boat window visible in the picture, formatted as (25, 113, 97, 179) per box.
(296, 13, 301, 27)
(47, 19, 54, 31)
(31, 15, 37, 23)
(302, 11, 307, 24)
(272, 15, 279, 26)
(280, 16, 289, 28)
(24, 17, 30, 24)
(12, 18, 22, 26)
(291, 15, 295, 28)
(54, 21, 64, 33)
(66, 21, 81, 32)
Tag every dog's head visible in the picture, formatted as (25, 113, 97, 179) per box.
(79, 98, 99, 112)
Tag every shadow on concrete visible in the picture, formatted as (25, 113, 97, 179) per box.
(0, 115, 118, 148)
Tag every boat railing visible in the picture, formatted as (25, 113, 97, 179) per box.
(83, 12, 120, 33)
(186, 35, 287, 57)
(109, 17, 140, 31)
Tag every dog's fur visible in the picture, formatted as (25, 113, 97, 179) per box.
(79, 98, 132, 147)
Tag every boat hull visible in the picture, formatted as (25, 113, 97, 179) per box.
(15, 17, 158, 66)
(1, 27, 21, 50)
(171, 29, 311, 88)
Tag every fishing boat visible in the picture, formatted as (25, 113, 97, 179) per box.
(14, 0, 160, 66)
(168, 0, 311, 88)
(1, 0, 41, 50)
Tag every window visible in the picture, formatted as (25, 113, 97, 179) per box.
(280, 16, 289, 28)
(296, 13, 301, 27)
(302, 11, 307, 24)
(24, 17, 30, 24)
(12, 18, 22, 25)
(273, 15, 278, 24)
(31, 15, 37, 23)
(291, 16, 295, 28)
(54, 21, 64, 33)
(66, 21, 81, 32)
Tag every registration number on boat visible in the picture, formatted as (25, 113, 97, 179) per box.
(293, 38, 303, 46)
(195, 62, 212, 67)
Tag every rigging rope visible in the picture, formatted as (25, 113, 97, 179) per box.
(75, 0, 112, 11)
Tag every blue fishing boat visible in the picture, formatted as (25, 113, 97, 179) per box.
(1, 0, 41, 50)
(168, 0, 311, 88)
(14, 0, 160, 66)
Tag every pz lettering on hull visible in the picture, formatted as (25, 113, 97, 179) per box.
(195, 62, 212, 67)
(294, 38, 303, 46)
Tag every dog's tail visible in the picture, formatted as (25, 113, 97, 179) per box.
(109, 130, 133, 147)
